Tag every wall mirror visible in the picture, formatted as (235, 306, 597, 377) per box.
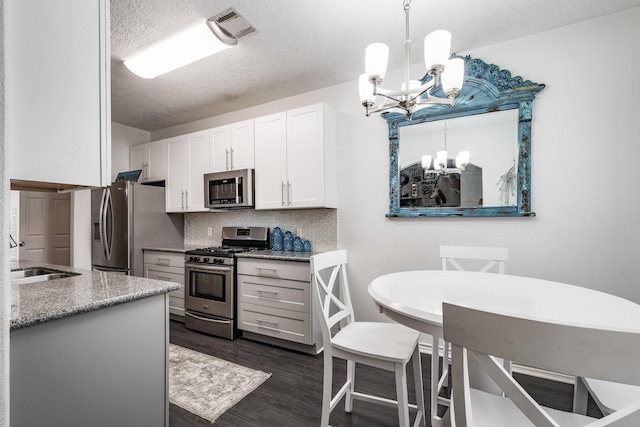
(385, 55, 545, 217)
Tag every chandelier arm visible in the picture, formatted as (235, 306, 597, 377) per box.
(414, 96, 454, 106)
(367, 101, 401, 115)
(375, 80, 435, 98)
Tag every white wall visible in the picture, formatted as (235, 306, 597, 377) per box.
(150, 9, 640, 326)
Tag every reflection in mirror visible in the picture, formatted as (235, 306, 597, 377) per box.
(399, 109, 518, 208)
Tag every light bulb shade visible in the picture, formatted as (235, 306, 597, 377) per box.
(424, 30, 451, 72)
(124, 21, 235, 79)
(442, 58, 465, 95)
(456, 150, 470, 168)
(421, 155, 432, 169)
(359, 74, 376, 104)
(436, 150, 448, 168)
(365, 43, 389, 79)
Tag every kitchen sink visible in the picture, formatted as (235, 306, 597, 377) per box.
(11, 267, 80, 285)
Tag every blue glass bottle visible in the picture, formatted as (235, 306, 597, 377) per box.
(303, 240, 312, 252)
(283, 231, 294, 251)
(293, 236, 303, 252)
(271, 227, 283, 251)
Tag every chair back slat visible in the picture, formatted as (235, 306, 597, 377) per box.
(444, 302, 640, 388)
(310, 250, 355, 342)
(446, 302, 640, 426)
(440, 245, 508, 274)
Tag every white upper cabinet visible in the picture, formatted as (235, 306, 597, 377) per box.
(211, 119, 255, 172)
(6, 0, 111, 187)
(254, 103, 337, 210)
(165, 131, 211, 213)
(130, 140, 166, 183)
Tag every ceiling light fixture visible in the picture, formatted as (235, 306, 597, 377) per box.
(359, 0, 464, 120)
(123, 18, 237, 79)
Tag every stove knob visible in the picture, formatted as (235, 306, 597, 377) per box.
(213, 259, 222, 264)
(189, 256, 197, 262)
(203, 258, 209, 263)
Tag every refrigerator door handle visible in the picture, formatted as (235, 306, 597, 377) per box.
(105, 188, 114, 261)
(99, 188, 109, 261)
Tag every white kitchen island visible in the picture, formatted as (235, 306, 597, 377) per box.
(10, 260, 179, 427)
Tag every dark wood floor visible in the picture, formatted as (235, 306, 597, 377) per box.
(169, 320, 602, 426)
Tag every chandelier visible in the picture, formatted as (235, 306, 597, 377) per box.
(359, 0, 464, 120)
(421, 122, 469, 175)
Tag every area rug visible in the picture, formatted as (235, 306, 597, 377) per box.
(169, 344, 271, 423)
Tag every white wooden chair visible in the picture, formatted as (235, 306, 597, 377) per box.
(311, 250, 426, 427)
(443, 302, 640, 426)
(435, 245, 509, 414)
(573, 377, 640, 417)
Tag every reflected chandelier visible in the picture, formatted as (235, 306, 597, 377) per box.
(359, 0, 464, 120)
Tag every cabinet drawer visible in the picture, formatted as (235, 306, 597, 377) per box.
(239, 303, 312, 345)
(143, 251, 184, 268)
(237, 258, 310, 282)
(238, 274, 308, 313)
(145, 266, 184, 286)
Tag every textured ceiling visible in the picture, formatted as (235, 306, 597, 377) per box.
(111, 0, 640, 132)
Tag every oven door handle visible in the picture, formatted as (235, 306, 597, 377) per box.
(185, 312, 231, 324)
(185, 264, 232, 274)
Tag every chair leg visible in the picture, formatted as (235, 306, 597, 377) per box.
(345, 360, 355, 413)
(441, 339, 450, 388)
(430, 345, 440, 424)
(394, 362, 410, 427)
(321, 351, 333, 427)
(412, 346, 427, 427)
(573, 376, 588, 415)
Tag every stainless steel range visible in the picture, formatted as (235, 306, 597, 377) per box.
(184, 226, 269, 340)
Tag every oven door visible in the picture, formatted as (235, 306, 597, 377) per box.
(184, 263, 234, 319)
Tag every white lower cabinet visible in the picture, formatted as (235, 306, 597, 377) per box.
(237, 258, 322, 354)
(143, 251, 185, 318)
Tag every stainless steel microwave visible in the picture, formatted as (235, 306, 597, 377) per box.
(204, 168, 254, 209)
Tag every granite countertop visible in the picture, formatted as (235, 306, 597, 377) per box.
(10, 260, 181, 331)
(236, 250, 315, 262)
(142, 244, 200, 254)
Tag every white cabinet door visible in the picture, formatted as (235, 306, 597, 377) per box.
(255, 112, 288, 209)
(185, 130, 212, 212)
(211, 125, 231, 173)
(254, 104, 337, 210)
(6, 0, 110, 187)
(165, 136, 187, 212)
(210, 120, 254, 172)
(146, 140, 167, 182)
(130, 144, 148, 180)
(230, 119, 255, 170)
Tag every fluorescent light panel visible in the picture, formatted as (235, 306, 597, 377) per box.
(124, 21, 234, 79)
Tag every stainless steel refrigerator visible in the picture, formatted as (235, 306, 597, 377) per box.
(91, 181, 184, 276)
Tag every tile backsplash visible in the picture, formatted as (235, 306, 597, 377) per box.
(184, 209, 337, 252)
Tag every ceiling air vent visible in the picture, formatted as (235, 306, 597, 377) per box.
(210, 8, 258, 40)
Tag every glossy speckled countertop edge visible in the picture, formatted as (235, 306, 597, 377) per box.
(10, 260, 181, 331)
(236, 250, 316, 262)
(142, 244, 200, 254)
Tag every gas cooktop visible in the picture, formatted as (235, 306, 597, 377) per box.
(185, 246, 261, 257)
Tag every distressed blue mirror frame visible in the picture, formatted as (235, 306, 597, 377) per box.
(385, 55, 545, 217)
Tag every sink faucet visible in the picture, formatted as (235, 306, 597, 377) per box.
(9, 234, 24, 249)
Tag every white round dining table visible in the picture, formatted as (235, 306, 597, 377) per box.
(368, 270, 640, 339)
(368, 270, 640, 427)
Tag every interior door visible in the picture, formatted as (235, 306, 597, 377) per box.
(19, 191, 71, 265)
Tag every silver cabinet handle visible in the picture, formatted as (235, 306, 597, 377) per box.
(155, 258, 170, 266)
(181, 190, 185, 210)
(185, 189, 189, 210)
(281, 181, 285, 206)
(256, 318, 278, 328)
(287, 181, 292, 206)
(256, 289, 279, 299)
(230, 147, 234, 170)
(226, 148, 230, 170)
(156, 275, 172, 281)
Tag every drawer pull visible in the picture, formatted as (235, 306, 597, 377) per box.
(256, 289, 279, 299)
(256, 318, 279, 328)
(156, 275, 172, 281)
(255, 267, 278, 274)
(155, 258, 171, 266)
